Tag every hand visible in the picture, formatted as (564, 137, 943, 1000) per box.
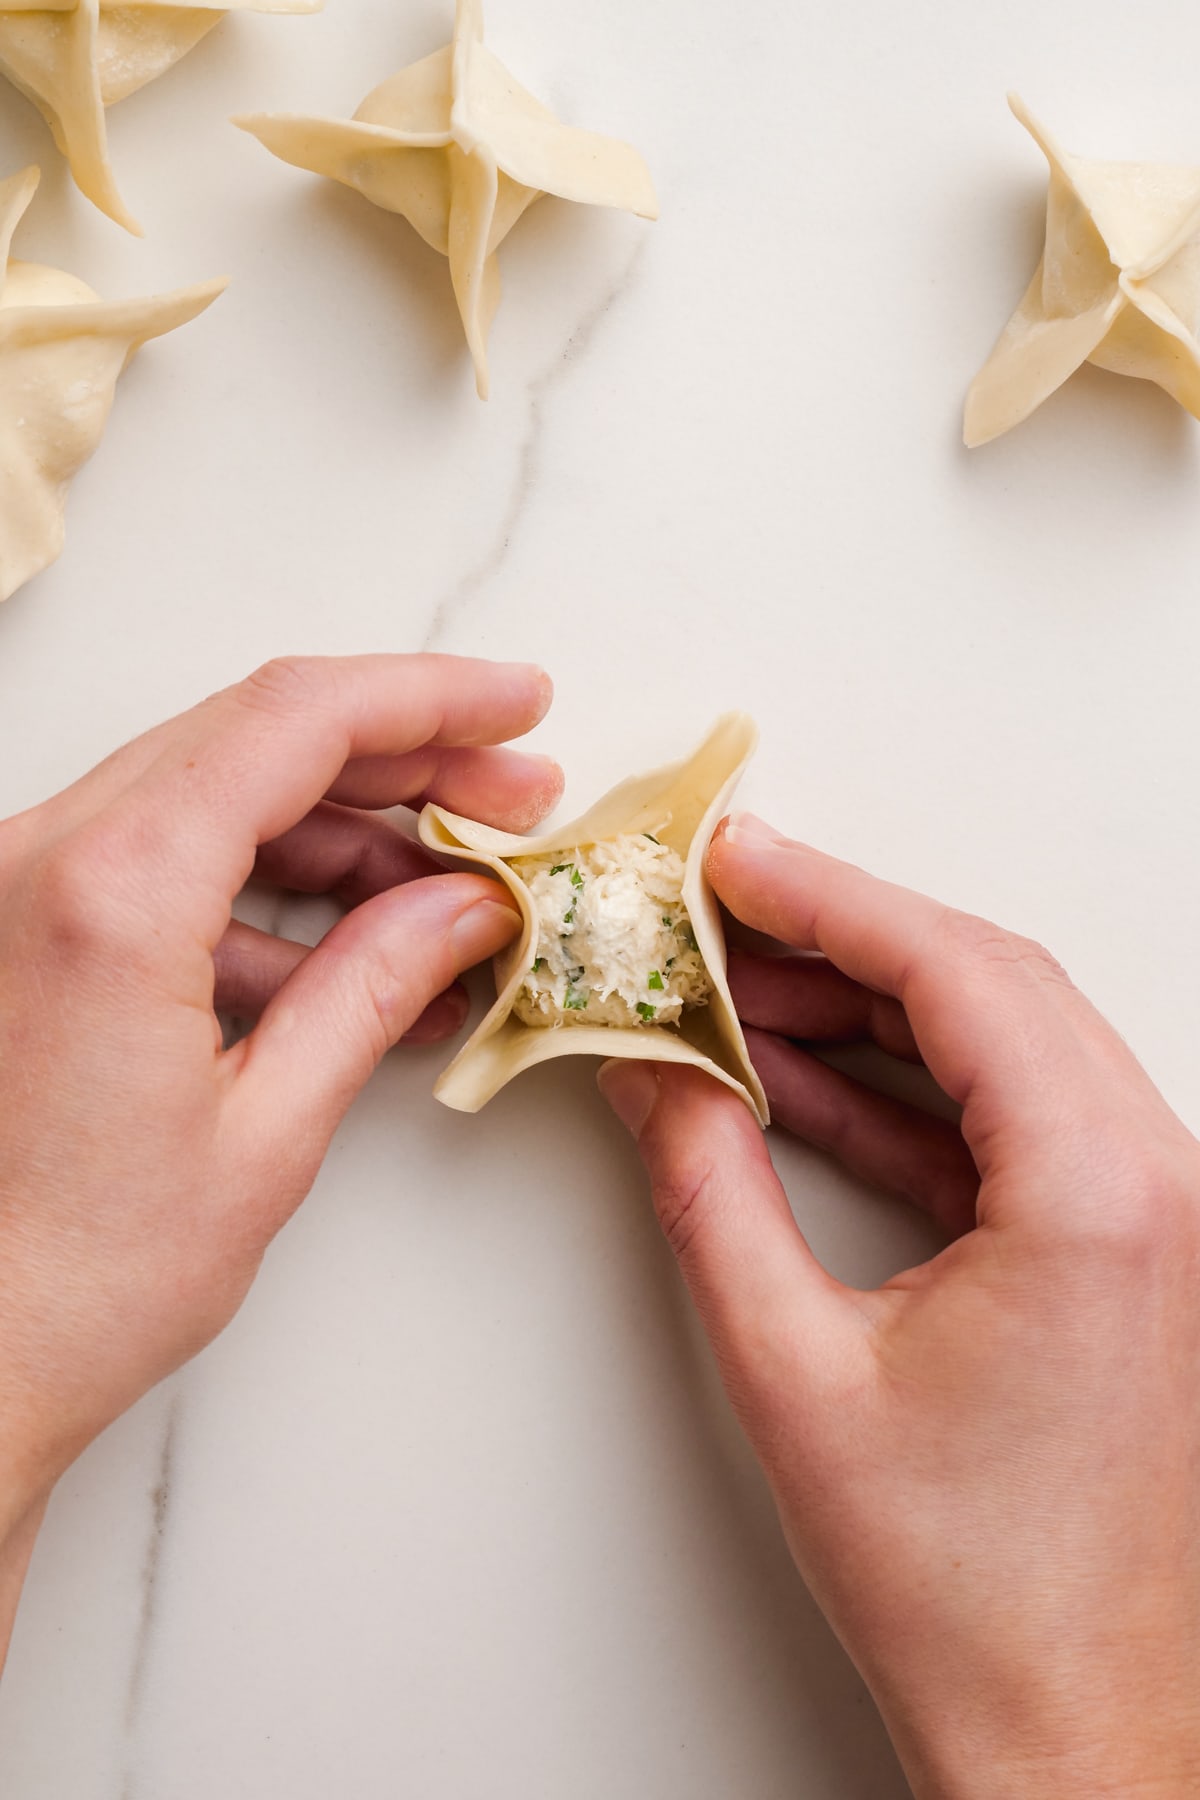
(600, 814, 1200, 1800)
(0, 654, 561, 1652)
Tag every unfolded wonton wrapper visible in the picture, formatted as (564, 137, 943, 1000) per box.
(418, 714, 768, 1124)
(236, 0, 658, 398)
(0, 0, 320, 234)
(0, 165, 225, 602)
(966, 95, 1200, 445)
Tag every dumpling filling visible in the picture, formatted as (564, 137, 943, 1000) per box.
(510, 834, 712, 1029)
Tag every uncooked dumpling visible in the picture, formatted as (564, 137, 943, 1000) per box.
(236, 0, 658, 398)
(0, 165, 225, 602)
(0, 0, 321, 234)
(418, 714, 768, 1122)
(966, 95, 1200, 445)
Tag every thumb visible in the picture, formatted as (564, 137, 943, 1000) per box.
(598, 1060, 857, 1443)
(230, 873, 518, 1170)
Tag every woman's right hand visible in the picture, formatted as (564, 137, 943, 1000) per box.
(600, 815, 1200, 1800)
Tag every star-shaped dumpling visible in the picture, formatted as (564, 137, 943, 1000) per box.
(0, 0, 320, 235)
(0, 164, 225, 602)
(417, 715, 768, 1123)
(965, 95, 1200, 445)
(235, 0, 658, 398)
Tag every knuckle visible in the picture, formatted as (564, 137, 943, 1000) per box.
(937, 908, 1074, 992)
(1057, 1136, 1198, 1272)
(359, 984, 400, 1066)
(654, 1155, 720, 1261)
(1013, 936, 1074, 990)
(1079, 1199, 1164, 1274)
(237, 656, 329, 718)
(26, 829, 140, 954)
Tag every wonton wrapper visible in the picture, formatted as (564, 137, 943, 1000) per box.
(235, 0, 658, 399)
(0, 0, 320, 235)
(0, 164, 225, 602)
(966, 95, 1200, 446)
(418, 713, 768, 1125)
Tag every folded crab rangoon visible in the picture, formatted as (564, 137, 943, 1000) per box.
(236, 0, 657, 399)
(0, 0, 321, 234)
(418, 714, 768, 1124)
(966, 95, 1200, 445)
(0, 164, 225, 603)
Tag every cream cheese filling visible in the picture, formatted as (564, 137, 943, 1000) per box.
(510, 832, 711, 1030)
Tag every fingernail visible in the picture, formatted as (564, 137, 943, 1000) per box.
(597, 1060, 660, 1139)
(724, 811, 788, 850)
(450, 897, 521, 966)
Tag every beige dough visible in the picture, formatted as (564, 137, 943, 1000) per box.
(418, 714, 768, 1124)
(0, 165, 225, 603)
(966, 95, 1200, 446)
(235, 0, 658, 399)
(0, 0, 320, 234)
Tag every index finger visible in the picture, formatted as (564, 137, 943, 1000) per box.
(707, 813, 1155, 1167)
(100, 655, 552, 916)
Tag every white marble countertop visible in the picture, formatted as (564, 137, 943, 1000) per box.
(3, 1, 1200, 1794)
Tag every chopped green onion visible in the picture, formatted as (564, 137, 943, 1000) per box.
(531, 957, 546, 973)
(550, 862, 570, 877)
(564, 987, 589, 1011)
(648, 970, 664, 991)
(661, 915, 673, 928)
(570, 867, 584, 889)
(636, 1002, 657, 1022)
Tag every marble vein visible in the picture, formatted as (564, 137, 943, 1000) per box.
(421, 234, 648, 651)
(118, 1389, 182, 1799)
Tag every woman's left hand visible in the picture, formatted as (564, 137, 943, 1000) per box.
(0, 653, 561, 1646)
